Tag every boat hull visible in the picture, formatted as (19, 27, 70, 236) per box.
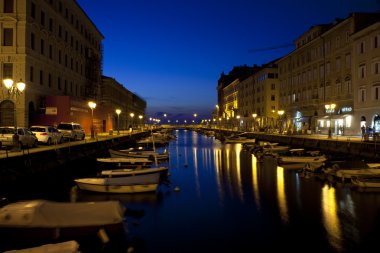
(75, 181, 158, 193)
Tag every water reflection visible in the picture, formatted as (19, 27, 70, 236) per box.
(251, 154, 260, 210)
(321, 184, 342, 251)
(276, 166, 289, 223)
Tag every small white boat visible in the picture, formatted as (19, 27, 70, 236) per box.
(351, 175, 380, 190)
(96, 157, 153, 168)
(75, 173, 161, 193)
(109, 149, 169, 161)
(279, 155, 327, 164)
(224, 132, 255, 144)
(335, 168, 380, 181)
(4, 240, 80, 253)
(0, 200, 125, 241)
(100, 166, 169, 177)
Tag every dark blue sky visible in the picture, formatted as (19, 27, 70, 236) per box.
(77, 0, 380, 121)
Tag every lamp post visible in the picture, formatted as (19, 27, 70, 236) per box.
(3, 79, 26, 128)
(236, 115, 241, 131)
(115, 109, 121, 135)
(88, 101, 96, 139)
(139, 115, 143, 130)
(252, 113, 257, 132)
(130, 113, 135, 130)
(325, 103, 336, 139)
(278, 110, 284, 133)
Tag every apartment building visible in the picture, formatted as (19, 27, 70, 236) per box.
(0, 0, 103, 130)
(277, 12, 380, 135)
(352, 21, 380, 134)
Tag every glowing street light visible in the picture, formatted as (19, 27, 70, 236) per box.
(116, 109, 121, 135)
(130, 112, 135, 129)
(252, 113, 257, 131)
(139, 115, 143, 130)
(88, 101, 97, 139)
(3, 78, 26, 129)
(325, 103, 336, 139)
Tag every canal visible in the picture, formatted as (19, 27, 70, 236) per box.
(2, 128, 380, 252)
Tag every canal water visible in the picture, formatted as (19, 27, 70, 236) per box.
(2, 129, 380, 252)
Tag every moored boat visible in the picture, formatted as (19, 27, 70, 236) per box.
(74, 172, 161, 193)
(96, 157, 153, 169)
(0, 200, 126, 242)
(109, 149, 169, 161)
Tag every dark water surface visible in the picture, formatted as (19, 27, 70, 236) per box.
(2, 129, 380, 253)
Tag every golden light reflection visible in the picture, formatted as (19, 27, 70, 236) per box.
(251, 154, 260, 209)
(235, 144, 243, 202)
(276, 166, 289, 223)
(321, 184, 342, 250)
(214, 148, 223, 201)
(193, 147, 200, 196)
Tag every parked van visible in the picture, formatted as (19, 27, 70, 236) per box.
(57, 122, 85, 141)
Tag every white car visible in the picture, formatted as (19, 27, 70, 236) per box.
(0, 126, 38, 149)
(30, 125, 63, 145)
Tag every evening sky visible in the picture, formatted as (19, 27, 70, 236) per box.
(76, 0, 380, 122)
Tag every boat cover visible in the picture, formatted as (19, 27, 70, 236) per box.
(0, 200, 124, 228)
(4, 240, 79, 253)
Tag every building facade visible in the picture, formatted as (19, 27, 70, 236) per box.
(352, 21, 380, 134)
(277, 12, 380, 136)
(0, 0, 146, 134)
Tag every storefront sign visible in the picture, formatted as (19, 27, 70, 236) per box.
(45, 107, 57, 115)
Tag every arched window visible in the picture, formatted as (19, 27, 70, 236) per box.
(0, 100, 15, 126)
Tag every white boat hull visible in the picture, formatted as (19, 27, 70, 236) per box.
(75, 173, 161, 193)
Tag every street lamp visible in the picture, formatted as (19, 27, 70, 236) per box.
(130, 112, 135, 130)
(278, 110, 284, 133)
(88, 101, 96, 139)
(325, 103, 336, 139)
(252, 113, 257, 131)
(115, 109, 121, 135)
(3, 79, 26, 126)
(139, 115, 143, 130)
(236, 115, 241, 131)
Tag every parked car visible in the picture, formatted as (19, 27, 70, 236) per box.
(57, 122, 85, 141)
(30, 125, 63, 145)
(0, 126, 38, 149)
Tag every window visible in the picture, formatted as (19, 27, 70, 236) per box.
(358, 64, 366, 79)
(271, 95, 275, 101)
(39, 70, 43, 85)
(358, 41, 365, 54)
(373, 61, 380, 75)
(31, 33, 35, 50)
(359, 88, 366, 102)
(373, 86, 380, 100)
(30, 66, 34, 82)
(49, 45, 52, 59)
(49, 18, 53, 32)
(4, 0, 14, 13)
(374, 35, 379, 49)
(48, 73, 52, 88)
(271, 83, 275, 90)
(40, 11, 45, 26)
(3, 28, 13, 46)
(58, 77, 61, 90)
(3, 63, 13, 79)
(31, 2, 36, 19)
(40, 39, 44, 55)
(345, 80, 352, 94)
(336, 57, 341, 71)
(345, 54, 351, 68)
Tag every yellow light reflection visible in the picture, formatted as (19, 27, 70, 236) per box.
(193, 147, 200, 196)
(251, 154, 260, 209)
(235, 144, 243, 202)
(321, 184, 342, 250)
(214, 148, 223, 202)
(276, 166, 289, 223)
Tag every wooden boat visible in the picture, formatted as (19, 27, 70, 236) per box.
(96, 157, 153, 168)
(100, 166, 169, 177)
(277, 149, 327, 165)
(109, 149, 169, 161)
(74, 173, 161, 193)
(0, 200, 125, 242)
(4, 240, 80, 253)
(335, 168, 380, 181)
(351, 175, 380, 190)
(224, 132, 255, 144)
